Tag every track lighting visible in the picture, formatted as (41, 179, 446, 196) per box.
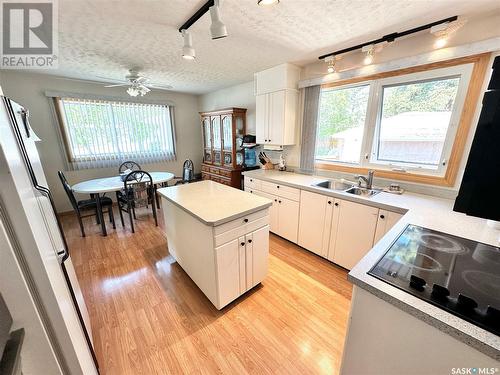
(430, 18, 466, 49)
(362, 45, 374, 65)
(325, 56, 336, 73)
(257, 0, 280, 5)
(181, 29, 195, 60)
(209, 0, 228, 40)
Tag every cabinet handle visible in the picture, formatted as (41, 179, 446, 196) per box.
(250, 179, 253, 182)
(334, 202, 339, 207)
(274, 199, 277, 202)
(278, 200, 282, 204)
(248, 239, 252, 243)
(241, 242, 245, 246)
(243, 218, 249, 223)
(380, 214, 385, 219)
(250, 190, 253, 193)
(277, 185, 280, 189)
(328, 200, 332, 204)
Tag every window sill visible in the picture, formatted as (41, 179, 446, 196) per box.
(314, 162, 455, 187)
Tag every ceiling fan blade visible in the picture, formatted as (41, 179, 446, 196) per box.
(148, 84, 173, 90)
(104, 83, 129, 88)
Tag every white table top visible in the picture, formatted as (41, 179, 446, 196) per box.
(72, 171, 175, 194)
(157, 180, 272, 226)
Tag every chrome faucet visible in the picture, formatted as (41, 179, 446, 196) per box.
(356, 170, 374, 189)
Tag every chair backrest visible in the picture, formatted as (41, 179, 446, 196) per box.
(123, 170, 153, 208)
(58, 171, 78, 210)
(119, 161, 141, 174)
(182, 159, 194, 182)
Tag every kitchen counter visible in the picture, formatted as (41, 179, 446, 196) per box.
(158, 180, 272, 226)
(243, 169, 500, 360)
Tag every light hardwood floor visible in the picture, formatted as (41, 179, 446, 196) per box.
(61, 205, 352, 375)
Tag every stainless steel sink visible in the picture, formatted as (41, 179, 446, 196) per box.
(344, 186, 381, 197)
(313, 180, 354, 191)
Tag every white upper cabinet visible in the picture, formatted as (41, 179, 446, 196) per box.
(254, 63, 301, 95)
(255, 63, 300, 146)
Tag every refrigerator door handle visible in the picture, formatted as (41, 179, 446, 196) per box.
(18, 108, 30, 138)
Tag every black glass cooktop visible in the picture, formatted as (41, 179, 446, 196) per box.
(368, 224, 500, 336)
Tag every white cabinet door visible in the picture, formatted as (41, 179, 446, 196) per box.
(298, 190, 330, 256)
(373, 210, 404, 244)
(247, 225, 269, 288)
(256, 94, 268, 144)
(216, 238, 241, 307)
(277, 197, 299, 243)
(268, 90, 285, 145)
(253, 190, 279, 234)
(333, 200, 379, 270)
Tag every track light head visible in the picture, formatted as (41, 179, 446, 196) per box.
(362, 44, 374, 65)
(181, 29, 195, 60)
(325, 56, 336, 73)
(209, 0, 228, 40)
(258, 0, 280, 5)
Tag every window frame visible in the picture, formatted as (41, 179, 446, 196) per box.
(314, 53, 490, 186)
(53, 96, 176, 168)
(314, 81, 374, 165)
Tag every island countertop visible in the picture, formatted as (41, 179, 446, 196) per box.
(157, 180, 272, 226)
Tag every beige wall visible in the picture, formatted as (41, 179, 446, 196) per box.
(197, 81, 256, 133)
(0, 71, 202, 212)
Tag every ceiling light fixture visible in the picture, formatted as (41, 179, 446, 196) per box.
(209, 0, 228, 39)
(362, 45, 374, 65)
(318, 15, 458, 62)
(257, 0, 280, 5)
(325, 56, 336, 73)
(181, 29, 196, 60)
(430, 18, 466, 49)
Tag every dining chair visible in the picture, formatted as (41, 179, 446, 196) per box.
(118, 161, 141, 174)
(58, 171, 116, 237)
(116, 170, 158, 233)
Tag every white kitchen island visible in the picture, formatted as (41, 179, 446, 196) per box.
(157, 181, 272, 310)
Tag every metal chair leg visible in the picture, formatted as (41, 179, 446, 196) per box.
(109, 206, 116, 229)
(151, 192, 158, 227)
(127, 200, 135, 233)
(76, 210, 85, 237)
(116, 192, 125, 227)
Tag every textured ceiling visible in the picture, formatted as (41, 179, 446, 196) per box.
(30, 0, 500, 93)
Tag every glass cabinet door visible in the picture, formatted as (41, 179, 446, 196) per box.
(211, 116, 221, 165)
(202, 117, 212, 163)
(222, 115, 233, 166)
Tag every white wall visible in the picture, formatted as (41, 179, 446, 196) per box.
(0, 71, 202, 212)
(197, 81, 256, 132)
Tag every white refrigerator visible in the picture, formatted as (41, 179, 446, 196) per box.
(0, 96, 99, 374)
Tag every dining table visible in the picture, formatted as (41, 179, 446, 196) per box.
(72, 171, 175, 236)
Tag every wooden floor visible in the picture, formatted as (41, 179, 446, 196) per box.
(62, 206, 353, 375)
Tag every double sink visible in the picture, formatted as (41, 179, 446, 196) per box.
(312, 179, 381, 198)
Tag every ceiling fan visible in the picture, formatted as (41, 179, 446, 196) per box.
(103, 70, 173, 97)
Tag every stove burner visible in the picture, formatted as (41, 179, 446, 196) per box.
(391, 252, 442, 272)
(462, 270, 500, 302)
(418, 233, 468, 254)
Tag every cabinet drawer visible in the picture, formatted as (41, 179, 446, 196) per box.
(214, 208, 269, 236)
(210, 167, 220, 175)
(214, 214, 270, 247)
(261, 181, 300, 201)
(219, 169, 232, 178)
(201, 165, 210, 172)
(244, 177, 261, 190)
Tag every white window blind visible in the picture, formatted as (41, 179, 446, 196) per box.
(56, 97, 176, 170)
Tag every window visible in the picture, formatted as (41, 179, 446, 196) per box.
(316, 84, 370, 164)
(315, 62, 476, 181)
(55, 97, 175, 170)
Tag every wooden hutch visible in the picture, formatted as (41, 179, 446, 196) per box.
(200, 108, 246, 188)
